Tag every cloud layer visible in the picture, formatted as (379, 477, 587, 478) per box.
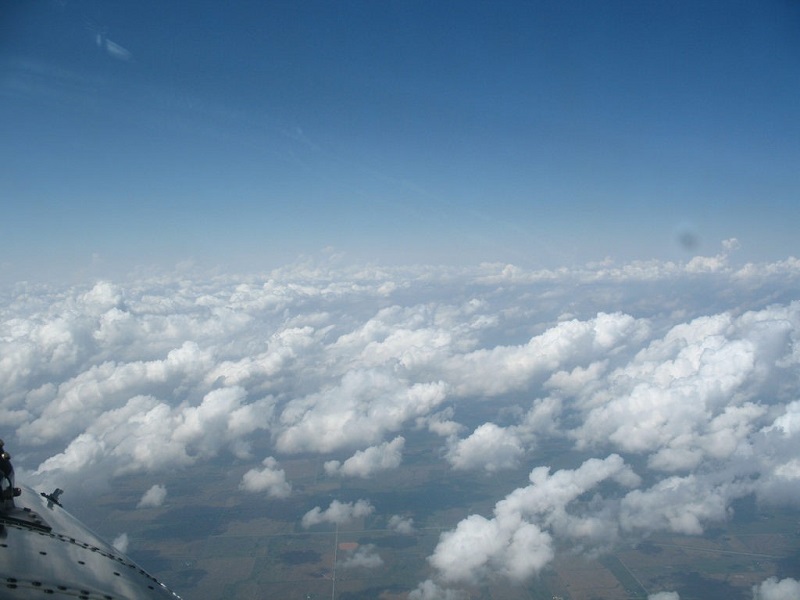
(4, 245, 800, 595)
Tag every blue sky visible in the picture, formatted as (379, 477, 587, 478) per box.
(2, 1, 799, 281)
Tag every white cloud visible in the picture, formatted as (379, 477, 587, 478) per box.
(277, 373, 448, 454)
(81, 281, 125, 313)
(417, 407, 464, 437)
(648, 593, 679, 600)
(749, 401, 800, 507)
(408, 580, 465, 600)
(430, 513, 553, 584)
(429, 455, 638, 583)
(239, 457, 292, 498)
(441, 312, 650, 398)
(388, 515, 415, 534)
(5, 254, 800, 593)
(112, 532, 129, 554)
(19, 341, 217, 446)
(518, 396, 562, 436)
(92, 28, 133, 62)
(137, 483, 167, 508)
(339, 544, 383, 569)
(301, 499, 374, 529)
(570, 305, 797, 468)
(545, 361, 608, 396)
(445, 423, 524, 472)
(31, 387, 276, 490)
(753, 577, 800, 600)
(620, 474, 736, 535)
(324, 436, 405, 478)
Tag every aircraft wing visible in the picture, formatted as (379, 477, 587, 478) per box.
(0, 483, 181, 599)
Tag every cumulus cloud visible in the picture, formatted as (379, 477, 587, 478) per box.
(441, 312, 650, 398)
(409, 579, 466, 600)
(569, 304, 800, 473)
(30, 386, 276, 491)
(648, 593, 679, 600)
(752, 577, 800, 600)
(388, 515, 415, 534)
(339, 544, 383, 569)
(416, 407, 464, 437)
(19, 341, 218, 446)
(619, 473, 736, 535)
(324, 436, 405, 478)
(429, 455, 639, 583)
(301, 499, 374, 529)
(137, 484, 167, 508)
(431, 513, 553, 584)
(277, 374, 447, 454)
(445, 423, 524, 472)
(239, 457, 292, 498)
(4, 252, 800, 594)
(112, 533, 129, 554)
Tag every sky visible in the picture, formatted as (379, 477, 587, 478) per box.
(2, 1, 799, 281)
(4, 3, 800, 599)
